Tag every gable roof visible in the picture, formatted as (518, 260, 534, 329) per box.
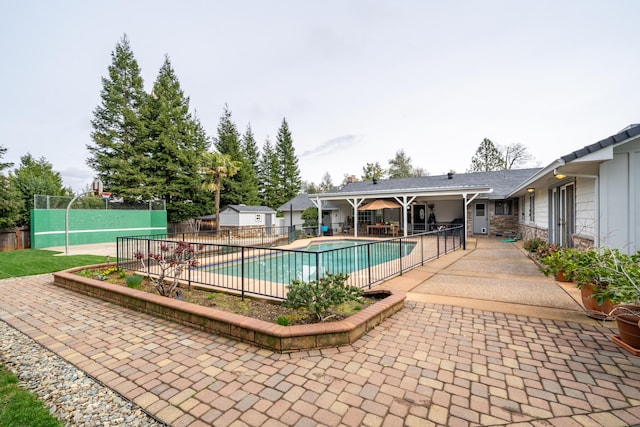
(336, 168, 541, 199)
(222, 205, 276, 214)
(278, 194, 340, 211)
(561, 123, 640, 162)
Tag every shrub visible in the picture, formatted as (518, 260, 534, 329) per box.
(133, 241, 203, 297)
(523, 237, 547, 254)
(125, 274, 143, 288)
(276, 316, 290, 326)
(283, 273, 363, 321)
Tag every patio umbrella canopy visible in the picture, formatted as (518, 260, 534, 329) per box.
(360, 199, 402, 210)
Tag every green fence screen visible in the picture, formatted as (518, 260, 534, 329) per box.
(31, 209, 167, 248)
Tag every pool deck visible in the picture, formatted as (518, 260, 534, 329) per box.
(3, 237, 639, 426)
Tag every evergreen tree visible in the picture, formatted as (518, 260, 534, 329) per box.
(146, 56, 209, 222)
(388, 150, 415, 179)
(214, 105, 256, 206)
(468, 138, 505, 172)
(275, 118, 301, 206)
(362, 162, 386, 180)
(9, 154, 71, 226)
(241, 123, 260, 205)
(258, 137, 280, 209)
(0, 146, 21, 228)
(86, 34, 149, 200)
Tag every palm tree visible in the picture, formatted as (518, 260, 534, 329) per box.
(201, 152, 241, 231)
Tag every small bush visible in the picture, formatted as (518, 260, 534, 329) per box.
(125, 274, 143, 288)
(523, 237, 546, 253)
(283, 273, 362, 321)
(276, 316, 290, 326)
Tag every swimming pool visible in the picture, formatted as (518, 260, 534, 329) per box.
(204, 239, 417, 284)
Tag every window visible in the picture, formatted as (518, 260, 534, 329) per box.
(495, 200, 512, 215)
(528, 193, 535, 222)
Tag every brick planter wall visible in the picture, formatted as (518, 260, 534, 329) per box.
(52, 266, 405, 352)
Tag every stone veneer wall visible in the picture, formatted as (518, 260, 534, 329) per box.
(518, 223, 549, 242)
(489, 200, 519, 237)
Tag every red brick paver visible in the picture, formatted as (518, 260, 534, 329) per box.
(2, 271, 640, 426)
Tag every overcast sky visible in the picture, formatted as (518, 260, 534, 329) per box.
(1, 1, 639, 192)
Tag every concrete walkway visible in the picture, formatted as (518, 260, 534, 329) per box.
(3, 238, 640, 426)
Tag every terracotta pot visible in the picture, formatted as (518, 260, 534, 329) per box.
(615, 305, 640, 349)
(555, 270, 571, 282)
(580, 283, 617, 319)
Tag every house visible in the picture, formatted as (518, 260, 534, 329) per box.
(508, 124, 640, 254)
(218, 205, 277, 230)
(292, 124, 639, 254)
(277, 194, 341, 232)
(295, 168, 540, 239)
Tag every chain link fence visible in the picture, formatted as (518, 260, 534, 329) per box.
(34, 195, 165, 210)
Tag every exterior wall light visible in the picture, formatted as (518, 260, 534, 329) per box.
(526, 187, 535, 193)
(553, 168, 567, 179)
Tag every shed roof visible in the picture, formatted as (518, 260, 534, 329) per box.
(278, 194, 340, 211)
(221, 205, 276, 214)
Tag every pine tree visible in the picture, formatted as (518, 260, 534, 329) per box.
(388, 150, 415, 178)
(9, 154, 70, 226)
(214, 105, 257, 206)
(275, 118, 301, 206)
(469, 138, 505, 172)
(241, 123, 260, 205)
(86, 34, 149, 200)
(258, 137, 280, 209)
(146, 56, 209, 222)
(0, 146, 21, 228)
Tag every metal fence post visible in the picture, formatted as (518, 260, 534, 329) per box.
(399, 238, 403, 275)
(367, 244, 372, 288)
(241, 247, 245, 300)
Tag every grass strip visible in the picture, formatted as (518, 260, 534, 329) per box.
(0, 365, 62, 427)
(0, 250, 109, 279)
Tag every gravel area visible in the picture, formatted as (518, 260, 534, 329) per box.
(0, 319, 166, 427)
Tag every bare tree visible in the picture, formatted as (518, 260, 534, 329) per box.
(501, 143, 533, 169)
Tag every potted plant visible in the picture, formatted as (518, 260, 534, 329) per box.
(579, 248, 640, 351)
(539, 246, 573, 282)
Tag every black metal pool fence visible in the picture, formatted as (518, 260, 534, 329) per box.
(117, 225, 463, 300)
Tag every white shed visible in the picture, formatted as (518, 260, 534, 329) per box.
(218, 205, 276, 228)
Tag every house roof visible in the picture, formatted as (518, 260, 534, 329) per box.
(278, 194, 340, 211)
(221, 205, 276, 214)
(334, 168, 541, 199)
(508, 123, 640, 197)
(560, 123, 640, 163)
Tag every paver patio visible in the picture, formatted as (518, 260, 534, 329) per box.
(1, 238, 640, 426)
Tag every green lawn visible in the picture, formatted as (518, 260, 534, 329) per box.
(0, 250, 108, 279)
(0, 365, 62, 427)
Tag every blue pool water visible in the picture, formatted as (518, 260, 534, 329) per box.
(204, 239, 416, 284)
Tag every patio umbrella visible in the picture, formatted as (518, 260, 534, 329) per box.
(360, 199, 402, 210)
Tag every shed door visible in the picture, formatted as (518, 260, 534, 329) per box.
(473, 202, 489, 234)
